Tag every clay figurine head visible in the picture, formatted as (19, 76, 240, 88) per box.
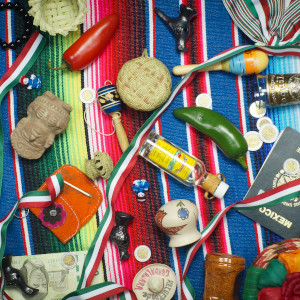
(20, 258, 49, 300)
(11, 91, 72, 160)
(155, 199, 202, 247)
(85, 151, 114, 181)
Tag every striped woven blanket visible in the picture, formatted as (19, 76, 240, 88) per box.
(1, 0, 300, 299)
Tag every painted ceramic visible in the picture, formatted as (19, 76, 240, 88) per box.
(155, 199, 202, 247)
(132, 264, 177, 300)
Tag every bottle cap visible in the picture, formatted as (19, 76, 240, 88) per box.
(201, 173, 229, 199)
(213, 180, 229, 199)
(259, 124, 279, 143)
(256, 116, 273, 130)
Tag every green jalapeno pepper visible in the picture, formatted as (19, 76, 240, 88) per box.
(173, 107, 248, 170)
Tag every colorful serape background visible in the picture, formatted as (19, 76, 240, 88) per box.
(0, 0, 300, 298)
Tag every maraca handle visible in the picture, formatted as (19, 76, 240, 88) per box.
(172, 62, 223, 76)
(110, 112, 129, 152)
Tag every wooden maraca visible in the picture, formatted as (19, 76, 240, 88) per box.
(97, 82, 129, 152)
(172, 49, 269, 76)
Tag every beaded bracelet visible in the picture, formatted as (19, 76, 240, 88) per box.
(0, 2, 33, 50)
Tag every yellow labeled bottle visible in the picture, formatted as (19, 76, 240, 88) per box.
(139, 131, 229, 199)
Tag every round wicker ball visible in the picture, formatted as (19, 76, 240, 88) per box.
(116, 49, 172, 111)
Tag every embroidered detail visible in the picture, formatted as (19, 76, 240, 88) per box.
(39, 203, 67, 229)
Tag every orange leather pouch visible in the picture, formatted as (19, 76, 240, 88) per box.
(30, 165, 103, 244)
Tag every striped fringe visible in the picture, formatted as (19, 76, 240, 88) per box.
(223, 0, 300, 46)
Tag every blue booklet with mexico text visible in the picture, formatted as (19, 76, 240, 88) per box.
(240, 127, 300, 238)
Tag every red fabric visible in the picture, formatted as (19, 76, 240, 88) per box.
(257, 287, 282, 300)
(282, 273, 300, 300)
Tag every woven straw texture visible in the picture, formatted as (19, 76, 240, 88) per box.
(28, 0, 88, 36)
(251, 239, 300, 269)
(116, 49, 172, 111)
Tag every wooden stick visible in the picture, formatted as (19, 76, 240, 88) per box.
(172, 62, 223, 76)
(110, 112, 129, 152)
(64, 181, 92, 198)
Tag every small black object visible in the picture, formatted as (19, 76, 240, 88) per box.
(154, 4, 197, 52)
(8, 42, 16, 50)
(110, 212, 134, 260)
(0, 2, 33, 50)
(2, 255, 39, 296)
(16, 38, 22, 45)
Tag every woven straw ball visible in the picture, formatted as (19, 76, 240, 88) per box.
(116, 49, 172, 111)
(28, 0, 88, 36)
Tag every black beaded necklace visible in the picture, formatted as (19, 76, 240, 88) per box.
(0, 2, 33, 50)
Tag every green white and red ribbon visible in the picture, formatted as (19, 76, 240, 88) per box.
(0, 31, 46, 203)
(3, 44, 298, 300)
(19, 174, 64, 209)
(62, 282, 136, 300)
(0, 173, 63, 298)
(182, 178, 300, 299)
(2, 2, 300, 299)
(0, 32, 46, 300)
(62, 44, 300, 300)
(223, 0, 300, 46)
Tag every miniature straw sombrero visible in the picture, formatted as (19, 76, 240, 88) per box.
(28, 0, 88, 36)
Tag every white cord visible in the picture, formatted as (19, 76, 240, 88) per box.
(84, 100, 121, 136)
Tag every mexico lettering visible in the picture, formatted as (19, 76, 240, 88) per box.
(259, 207, 293, 228)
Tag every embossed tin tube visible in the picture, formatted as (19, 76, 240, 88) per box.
(255, 74, 300, 107)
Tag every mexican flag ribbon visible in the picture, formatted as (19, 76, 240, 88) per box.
(0, 29, 46, 262)
(69, 46, 300, 300)
(18, 173, 64, 209)
(0, 31, 46, 205)
(67, 0, 300, 298)
(223, 0, 300, 46)
(0, 173, 64, 298)
(2, 1, 300, 300)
